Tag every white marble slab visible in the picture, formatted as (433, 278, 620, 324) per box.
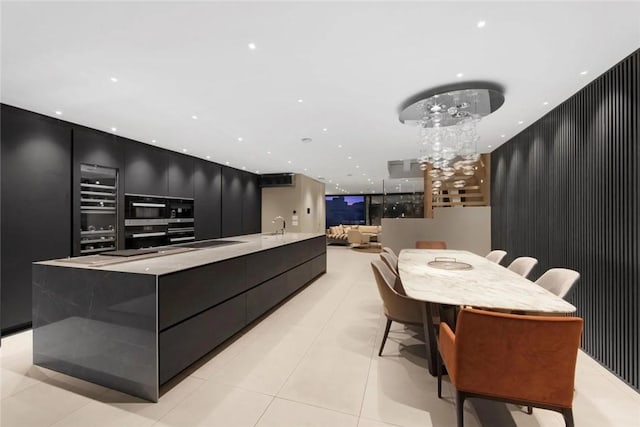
(398, 249, 576, 313)
(36, 233, 324, 276)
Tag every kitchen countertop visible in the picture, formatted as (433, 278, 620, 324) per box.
(36, 233, 325, 276)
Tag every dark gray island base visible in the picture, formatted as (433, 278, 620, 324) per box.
(33, 233, 326, 401)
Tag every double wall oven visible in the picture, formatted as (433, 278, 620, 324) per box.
(124, 194, 194, 249)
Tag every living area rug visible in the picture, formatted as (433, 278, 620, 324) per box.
(352, 245, 382, 253)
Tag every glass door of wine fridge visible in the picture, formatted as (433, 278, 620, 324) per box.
(80, 164, 118, 254)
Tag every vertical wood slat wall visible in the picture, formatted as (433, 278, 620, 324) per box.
(491, 49, 639, 391)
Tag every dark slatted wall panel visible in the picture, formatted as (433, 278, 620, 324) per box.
(491, 49, 639, 391)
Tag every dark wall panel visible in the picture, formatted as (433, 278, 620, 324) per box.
(167, 151, 194, 199)
(123, 138, 168, 196)
(221, 166, 243, 237)
(491, 49, 639, 391)
(194, 159, 222, 240)
(1, 105, 72, 332)
(242, 171, 261, 234)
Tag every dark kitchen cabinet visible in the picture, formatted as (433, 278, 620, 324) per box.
(123, 139, 168, 196)
(1, 105, 72, 334)
(221, 167, 243, 237)
(72, 127, 125, 255)
(242, 171, 261, 234)
(167, 152, 194, 199)
(194, 159, 222, 240)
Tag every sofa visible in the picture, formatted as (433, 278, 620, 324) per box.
(326, 224, 382, 245)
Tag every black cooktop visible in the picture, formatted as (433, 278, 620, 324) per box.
(180, 240, 242, 249)
(102, 248, 160, 257)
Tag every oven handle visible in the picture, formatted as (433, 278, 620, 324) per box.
(132, 202, 166, 208)
(131, 232, 167, 238)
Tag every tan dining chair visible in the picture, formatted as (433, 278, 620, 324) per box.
(437, 308, 583, 427)
(370, 260, 422, 356)
(380, 252, 398, 275)
(485, 250, 507, 264)
(381, 246, 396, 256)
(507, 256, 538, 278)
(415, 240, 447, 249)
(536, 268, 580, 299)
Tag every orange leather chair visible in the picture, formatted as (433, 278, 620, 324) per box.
(415, 240, 447, 249)
(437, 308, 583, 427)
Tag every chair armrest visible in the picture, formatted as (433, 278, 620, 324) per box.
(438, 322, 457, 384)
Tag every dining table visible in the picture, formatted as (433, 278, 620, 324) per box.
(397, 249, 577, 376)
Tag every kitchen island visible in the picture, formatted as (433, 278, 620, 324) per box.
(32, 233, 326, 401)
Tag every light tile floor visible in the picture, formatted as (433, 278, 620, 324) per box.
(1, 246, 639, 426)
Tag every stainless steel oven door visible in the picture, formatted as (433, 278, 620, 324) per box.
(124, 219, 168, 249)
(125, 194, 168, 220)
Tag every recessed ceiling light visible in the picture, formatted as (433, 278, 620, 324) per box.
(329, 180, 332, 183)
(152, 139, 156, 143)
(456, 73, 464, 78)
(337, 144, 343, 148)
(255, 170, 260, 173)
(242, 166, 246, 170)
(237, 137, 243, 142)
(347, 156, 352, 160)
(501, 134, 505, 138)
(287, 160, 292, 164)
(55, 110, 62, 115)
(110, 127, 117, 132)
(580, 70, 588, 75)
(360, 191, 363, 194)
(266, 151, 271, 155)
(297, 99, 304, 103)
(304, 168, 308, 171)
(543, 101, 549, 106)
(477, 20, 486, 28)
(518, 121, 524, 125)
(192, 115, 198, 120)
(322, 128, 328, 132)
(248, 42, 256, 50)
(225, 161, 230, 165)
(182, 148, 188, 153)
(110, 77, 118, 82)
(206, 155, 211, 159)
(488, 145, 492, 148)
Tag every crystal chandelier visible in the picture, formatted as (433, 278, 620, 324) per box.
(398, 84, 504, 182)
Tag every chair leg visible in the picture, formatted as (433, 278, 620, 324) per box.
(378, 319, 392, 357)
(455, 390, 465, 427)
(437, 350, 443, 398)
(527, 406, 533, 414)
(561, 408, 574, 427)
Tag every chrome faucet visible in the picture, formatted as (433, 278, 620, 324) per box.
(272, 216, 286, 235)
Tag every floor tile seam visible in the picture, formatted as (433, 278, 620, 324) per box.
(152, 373, 212, 425)
(273, 269, 361, 397)
(356, 316, 381, 420)
(357, 416, 403, 427)
(45, 396, 96, 427)
(271, 394, 362, 419)
(252, 395, 277, 427)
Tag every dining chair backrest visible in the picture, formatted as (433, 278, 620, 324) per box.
(382, 247, 396, 257)
(507, 256, 538, 278)
(446, 308, 583, 409)
(370, 260, 421, 324)
(380, 252, 398, 275)
(536, 268, 580, 299)
(485, 250, 507, 264)
(415, 240, 447, 249)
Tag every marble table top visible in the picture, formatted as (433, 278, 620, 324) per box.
(36, 232, 324, 276)
(398, 249, 576, 313)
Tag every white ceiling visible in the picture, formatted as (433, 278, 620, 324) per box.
(2, 2, 639, 195)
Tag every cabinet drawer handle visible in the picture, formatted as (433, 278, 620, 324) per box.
(131, 232, 166, 238)
(132, 202, 166, 208)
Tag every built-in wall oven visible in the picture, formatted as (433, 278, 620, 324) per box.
(124, 194, 195, 248)
(125, 195, 169, 248)
(167, 198, 195, 244)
